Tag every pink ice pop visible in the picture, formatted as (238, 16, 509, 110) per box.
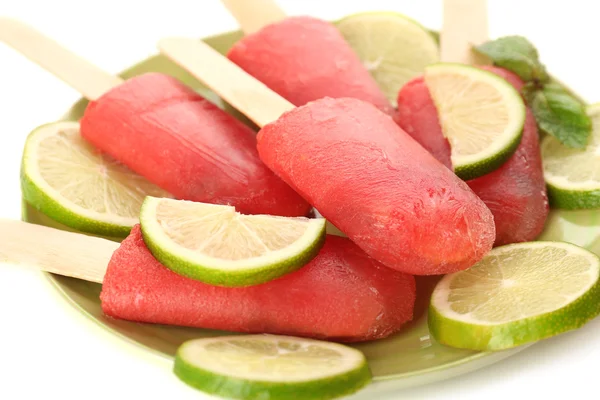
(396, 78, 453, 170)
(396, 67, 548, 245)
(227, 16, 394, 115)
(101, 225, 416, 342)
(257, 97, 495, 275)
(80, 73, 311, 217)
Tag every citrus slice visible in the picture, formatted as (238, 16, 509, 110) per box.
(541, 103, 600, 209)
(20, 121, 170, 238)
(336, 11, 439, 106)
(429, 241, 600, 351)
(424, 63, 526, 180)
(139, 197, 326, 287)
(174, 334, 371, 400)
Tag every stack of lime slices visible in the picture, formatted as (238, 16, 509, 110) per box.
(21, 121, 170, 238)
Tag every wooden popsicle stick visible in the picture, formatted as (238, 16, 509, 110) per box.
(0, 17, 122, 100)
(221, 0, 287, 34)
(0, 219, 118, 283)
(158, 37, 294, 128)
(441, 0, 491, 64)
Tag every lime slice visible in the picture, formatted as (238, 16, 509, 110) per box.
(336, 11, 439, 106)
(139, 197, 326, 287)
(20, 121, 170, 238)
(429, 241, 600, 351)
(174, 334, 371, 400)
(541, 103, 600, 209)
(424, 63, 526, 180)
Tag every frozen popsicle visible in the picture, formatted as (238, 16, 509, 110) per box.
(0, 18, 310, 217)
(396, 78, 453, 169)
(222, 0, 394, 115)
(396, 67, 549, 245)
(159, 38, 496, 275)
(468, 105, 549, 245)
(396, 0, 547, 245)
(0, 220, 415, 342)
(79, 73, 310, 216)
(102, 225, 416, 342)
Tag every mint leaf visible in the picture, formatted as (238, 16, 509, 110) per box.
(474, 36, 549, 84)
(529, 83, 591, 148)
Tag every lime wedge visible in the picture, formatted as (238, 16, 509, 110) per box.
(139, 197, 326, 287)
(429, 241, 600, 351)
(336, 11, 439, 106)
(174, 335, 371, 400)
(424, 63, 526, 180)
(541, 103, 600, 209)
(20, 121, 170, 238)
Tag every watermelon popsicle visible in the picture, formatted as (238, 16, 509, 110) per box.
(79, 73, 310, 217)
(0, 219, 416, 342)
(101, 225, 416, 342)
(0, 18, 310, 218)
(396, 67, 549, 245)
(159, 38, 496, 275)
(223, 1, 394, 115)
(394, 0, 547, 245)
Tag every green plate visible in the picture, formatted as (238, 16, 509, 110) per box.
(21, 30, 600, 390)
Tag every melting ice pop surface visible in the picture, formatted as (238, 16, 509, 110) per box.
(227, 16, 394, 116)
(468, 110, 549, 243)
(257, 97, 496, 275)
(80, 73, 311, 217)
(101, 226, 416, 342)
(396, 79, 453, 170)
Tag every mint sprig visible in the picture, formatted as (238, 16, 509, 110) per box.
(474, 36, 590, 148)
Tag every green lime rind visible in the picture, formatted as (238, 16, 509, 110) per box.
(139, 197, 327, 287)
(454, 128, 523, 180)
(425, 63, 526, 180)
(21, 122, 134, 238)
(428, 242, 600, 351)
(546, 182, 600, 210)
(21, 171, 132, 238)
(174, 337, 372, 400)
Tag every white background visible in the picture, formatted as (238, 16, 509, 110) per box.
(1, 1, 599, 399)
